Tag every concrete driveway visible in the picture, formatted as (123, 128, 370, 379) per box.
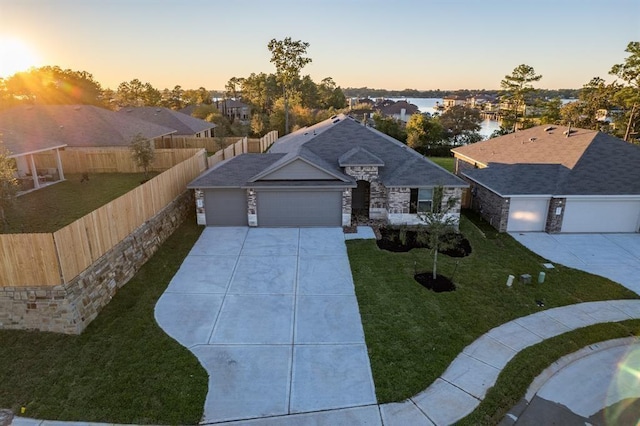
(154, 227, 376, 423)
(510, 232, 640, 295)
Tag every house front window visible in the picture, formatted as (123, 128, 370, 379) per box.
(410, 188, 433, 213)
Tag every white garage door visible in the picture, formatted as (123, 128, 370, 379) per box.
(562, 199, 640, 233)
(507, 198, 549, 232)
(257, 190, 342, 227)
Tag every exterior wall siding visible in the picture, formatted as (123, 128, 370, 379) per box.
(469, 181, 510, 232)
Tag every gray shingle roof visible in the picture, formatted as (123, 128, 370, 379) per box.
(0, 127, 67, 157)
(338, 147, 385, 166)
(0, 105, 176, 148)
(189, 114, 467, 189)
(456, 125, 640, 196)
(188, 154, 285, 188)
(118, 106, 215, 135)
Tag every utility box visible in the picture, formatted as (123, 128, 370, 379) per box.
(520, 274, 532, 284)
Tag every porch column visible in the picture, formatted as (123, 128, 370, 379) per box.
(29, 154, 40, 189)
(55, 148, 65, 180)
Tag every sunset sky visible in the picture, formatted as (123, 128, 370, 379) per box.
(1, 0, 639, 91)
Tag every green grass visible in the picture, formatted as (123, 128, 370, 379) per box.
(0, 214, 207, 424)
(458, 320, 640, 425)
(347, 213, 639, 407)
(427, 156, 455, 173)
(4, 173, 157, 233)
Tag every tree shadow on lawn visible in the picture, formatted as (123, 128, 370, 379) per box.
(0, 215, 207, 425)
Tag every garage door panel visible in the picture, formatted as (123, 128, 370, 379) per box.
(205, 189, 248, 226)
(507, 198, 549, 232)
(562, 200, 640, 233)
(257, 191, 341, 227)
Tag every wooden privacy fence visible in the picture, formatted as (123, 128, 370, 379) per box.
(155, 136, 242, 152)
(32, 147, 202, 174)
(0, 149, 208, 287)
(207, 130, 278, 168)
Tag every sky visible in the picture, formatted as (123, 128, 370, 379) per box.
(0, 0, 639, 91)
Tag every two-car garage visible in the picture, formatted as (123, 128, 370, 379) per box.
(561, 199, 640, 233)
(203, 188, 343, 227)
(504, 196, 640, 233)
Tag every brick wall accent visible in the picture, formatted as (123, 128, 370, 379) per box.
(545, 197, 566, 233)
(342, 188, 352, 226)
(194, 189, 205, 225)
(469, 181, 510, 232)
(442, 187, 463, 215)
(247, 188, 257, 227)
(455, 157, 479, 174)
(388, 187, 411, 214)
(0, 191, 193, 334)
(344, 166, 379, 182)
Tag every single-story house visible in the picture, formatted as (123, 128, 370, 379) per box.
(117, 106, 216, 138)
(188, 113, 467, 227)
(0, 105, 176, 148)
(452, 125, 640, 233)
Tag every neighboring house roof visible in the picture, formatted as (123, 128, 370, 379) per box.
(378, 100, 419, 116)
(118, 106, 215, 136)
(453, 125, 640, 196)
(190, 114, 467, 190)
(217, 99, 249, 109)
(0, 105, 176, 148)
(0, 127, 67, 158)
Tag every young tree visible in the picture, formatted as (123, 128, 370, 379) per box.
(267, 37, 312, 135)
(129, 133, 155, 179)
(406, 113, 444, 153)
(0, 141, 19, 230)
(500, 64, 542, 131)
(610, 41, 640, 142)
(416, 186, 459, 280)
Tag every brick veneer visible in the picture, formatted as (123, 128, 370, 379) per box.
(545, 197, 566, 233)
(0, 191, 193, 334)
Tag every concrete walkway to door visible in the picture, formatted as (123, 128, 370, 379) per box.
(154, 227, 376, 424)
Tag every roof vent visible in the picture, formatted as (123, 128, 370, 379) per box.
(59, 125, 64, 129)
(544, 126, 554, 131)
(155, 108, 161, 112)
(529, 137, 536, 142)
(303, 132, 308, 135)
(330, 115, 338, 120)
(74, 106, 81, 111)
(332, 118, 340, 124)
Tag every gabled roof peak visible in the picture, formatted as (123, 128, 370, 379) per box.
(338, 146, 385, 167)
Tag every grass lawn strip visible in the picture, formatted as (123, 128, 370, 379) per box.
(458, 320, 640, 425)
(3, 172, 157, 234)
(427, 156, 455, 173)
(0, 214, 207, 424)
(347, 212, 639, 404)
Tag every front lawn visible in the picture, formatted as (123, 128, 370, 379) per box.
(0, 215, 207, 424)
(3, 173, 157, 233)
(347, 212, 639, 407)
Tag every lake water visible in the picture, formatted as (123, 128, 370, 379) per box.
(386, 97, 500, 139)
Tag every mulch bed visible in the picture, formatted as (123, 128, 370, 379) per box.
(376, 227, 472, 257)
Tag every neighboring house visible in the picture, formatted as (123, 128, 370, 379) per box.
(452, 125, 640, 233)
(215, 99, 251, 122)
(0, 126, 67, 191)
(0, 105, 176, 148)
(188, 114, 467, 227)
(377, 100, 419, 123)
(442, 95, 467, 110)
(118, 106, 216, 138)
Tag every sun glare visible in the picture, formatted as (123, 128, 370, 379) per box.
(0, 37, 40, 78)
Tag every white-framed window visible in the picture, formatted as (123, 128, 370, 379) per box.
(410, 188, 433, 213)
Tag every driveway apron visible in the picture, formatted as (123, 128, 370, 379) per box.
(154, 227, 376, 423)
(510, 232, 640, 295)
